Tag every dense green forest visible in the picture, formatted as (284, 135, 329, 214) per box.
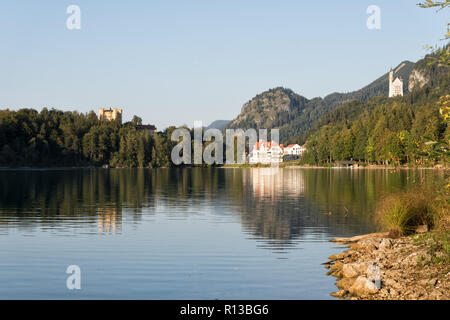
(0, 107, 242, 168)
(0, 109, 176, 167)
(300, 71, 450, 166)
(2, 167, 424, 239)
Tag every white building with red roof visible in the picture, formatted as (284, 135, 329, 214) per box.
(249, 141, 307, 164)
(249, 140, 285, 164)
(283, 144, 305, 156)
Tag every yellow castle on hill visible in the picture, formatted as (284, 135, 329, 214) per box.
(98, 107, 122, 123)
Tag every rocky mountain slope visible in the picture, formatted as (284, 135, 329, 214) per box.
(226, 60, 424, 144)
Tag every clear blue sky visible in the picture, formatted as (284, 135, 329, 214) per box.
(0, 0, 448, 129)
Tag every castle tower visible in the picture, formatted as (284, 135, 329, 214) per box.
(98, 107, 123, 123)
(388, 68, 403, 98)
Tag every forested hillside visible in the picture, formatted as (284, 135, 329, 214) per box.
(301, 69, 449, 166)
(0, 109, 175, 167)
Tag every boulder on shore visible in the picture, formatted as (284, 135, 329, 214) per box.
(348, 276, 379, 296)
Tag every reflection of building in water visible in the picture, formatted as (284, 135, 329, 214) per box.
(237, 169, 308, 247)
(247, 169, 305, 201)
(97, 207, 122, 234)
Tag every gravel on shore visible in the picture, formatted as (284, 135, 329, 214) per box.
(324, 232, 450, 300)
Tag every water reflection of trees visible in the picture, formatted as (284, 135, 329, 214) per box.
(0, 168, 440, 244)
(0, 169, 152, 233)
(0, 168, 242, 233)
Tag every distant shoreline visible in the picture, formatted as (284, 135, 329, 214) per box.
(283, 165, 448, 170)
(0, 165, 447, 170)
(220, 164, 448, 170)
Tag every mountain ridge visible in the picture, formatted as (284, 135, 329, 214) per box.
(206, 120, 230, 131)
(226, 60, 418, 143)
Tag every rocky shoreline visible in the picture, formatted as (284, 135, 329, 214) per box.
(324, 232, 449, 300)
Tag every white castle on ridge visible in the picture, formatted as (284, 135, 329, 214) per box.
(388, 67, 404, 97)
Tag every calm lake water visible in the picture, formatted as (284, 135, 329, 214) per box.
(0, 168, 440, 299)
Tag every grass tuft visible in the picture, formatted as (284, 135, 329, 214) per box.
(375, 188, 437, 235)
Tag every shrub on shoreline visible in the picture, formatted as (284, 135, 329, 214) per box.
(375, 188, 441, 236)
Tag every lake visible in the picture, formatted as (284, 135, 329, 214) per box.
(0, 168, 439, 299)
